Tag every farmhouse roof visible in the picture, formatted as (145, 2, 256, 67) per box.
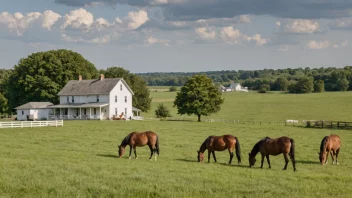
(15, 102, 53, 110)
(58, 78, 134, 96)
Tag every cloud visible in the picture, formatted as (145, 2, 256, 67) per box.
(195, 27, 215, 40)
(306, 40, 330, 50)
(220, 26, 267, 46)
(0, 11, 42, 36)
(277, 45, 288, 52)
(276, 21, 281, 27)
(146, 36, 170, 46)
(61, 8, 94, 31)
(125, 10, 149, 30)
(285, 19, 320, 34)
(42, 10, 61, 30)
(329, 17, 352, 30)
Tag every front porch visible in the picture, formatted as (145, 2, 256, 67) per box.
(49, 103, 109, 120)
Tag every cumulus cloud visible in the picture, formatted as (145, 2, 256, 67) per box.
(146, 36, 170, 46)
(42, 10, 61, 30)
(195, 27, 215, 40)
(61, 8, 94, 31)
(220, 26, 267, 46)
(329, 18, 352, 30)
(125, 10, 149, 30)
(306, 40, 330, 49)
(285, 19, 320, 34)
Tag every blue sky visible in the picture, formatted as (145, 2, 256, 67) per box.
(1, 0, 352, 73)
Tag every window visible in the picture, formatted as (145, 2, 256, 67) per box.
(125, 108, 127, 115)
(96, 95, 99, 102)
(22, 111, 24, 115)
(120, 84, 122, 91)
(115, 95, 117, 102)
(115, 108, 117, 115)
(67, 96, 69, 103)
(72, 96, 75, 103)
(94, 108, 96, 115)
(125, 96, 127, 103)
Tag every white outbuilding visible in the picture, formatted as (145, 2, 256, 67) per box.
(15, 102, 53, 121)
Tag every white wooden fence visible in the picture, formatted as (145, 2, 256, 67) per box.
(0, 120, 63, 129)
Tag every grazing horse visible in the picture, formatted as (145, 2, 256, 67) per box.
(197, 135, 241, 164)
(118, 131, 159, 160)
(249, 136, 296, 171)
(319, 134, 341, 165)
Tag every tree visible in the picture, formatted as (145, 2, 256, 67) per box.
(337, 78, 349, 91)
(314, 80, 325, 92)
(275, 77, 288, 91)
(169, 86, 177, 92)
(173, 75, 224, 122)
(6, 50, 98, 111)
(294, 77, 314, 93)
(0, 93, 8, 115)
(102, 67, 152, 112)
(258, 84, 270, 93)
(155, 103, 171, 118)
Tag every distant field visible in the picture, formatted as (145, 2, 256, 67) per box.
(1, 121, 352, 197)
(144, 91, 352, 122)
(148, 86, 181, 92)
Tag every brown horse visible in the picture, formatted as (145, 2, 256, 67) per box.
(249, 136, 296, 171)
(319, 134, 341, 165)
(197, 135, 241, 164)
(118, 131, 159, 160)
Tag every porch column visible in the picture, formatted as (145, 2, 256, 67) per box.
(59, 108, 61, 119)
(100, 106, 102, 120)
(89, 108, 91, 120)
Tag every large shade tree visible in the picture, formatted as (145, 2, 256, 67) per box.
(101, 67, 152, 112)
(174, 74, 224, 122)
(6, 49, 98, 110)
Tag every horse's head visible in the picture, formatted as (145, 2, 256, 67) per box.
(248, 153, 256, 167)
(318, 151, 326, 165)
(197, 150, 204, 162)
(118, 145, 125, 158)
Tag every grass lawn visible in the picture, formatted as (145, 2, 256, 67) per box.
(1, 120, 352, 197)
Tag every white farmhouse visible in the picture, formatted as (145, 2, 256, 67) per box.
(220, 81, 249, 92)
(48, 74, 135, 120)
(15, 102, 53, 121)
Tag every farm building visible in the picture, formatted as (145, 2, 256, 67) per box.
(220, 81, 248, 92)
(15, 102, 53, 121)
(15, 74, 139, 121)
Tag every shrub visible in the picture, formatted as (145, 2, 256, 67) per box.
(169, 86, 177, 92)
(155, 103, 171, 118)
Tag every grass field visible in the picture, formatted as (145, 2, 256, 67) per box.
(1, 90, 352, 197)
(1, 121, 352, 197)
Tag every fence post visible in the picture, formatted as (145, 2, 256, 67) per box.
(21, 122, 23, 128)
(11, 122, 13, 128)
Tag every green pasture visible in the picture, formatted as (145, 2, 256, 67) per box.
(1, 121, 352, 197)
(144, 90, 352, 122)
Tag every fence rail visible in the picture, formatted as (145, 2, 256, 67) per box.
(0, 120, 63, 129)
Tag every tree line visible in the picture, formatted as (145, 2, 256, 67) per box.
(138, 67, 352, 93)
(0, 50, 152, 115)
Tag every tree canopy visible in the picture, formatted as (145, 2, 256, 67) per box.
(6, 49, 98, 110)
(101, 67, 152, 112)
(174, 75, 224, 122)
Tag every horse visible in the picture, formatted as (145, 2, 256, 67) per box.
(318, 134, 341, 165)
(248, 136, 296, 171)
(197, 135, 241, 165)
(118, 131, 159, 160)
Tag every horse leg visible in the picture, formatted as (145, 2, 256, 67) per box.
(228, 149, 234, 165)
(129, 145, 132, 159)
(266, 155, 271, 169)
(148, 145, 153, 160)
(208, 150, 211, 163)
(282, 153, 289, 170)
(260, 153, 265, 168)
(212, 151, 217, 163)
(289, 151, 296, 172)
(153, 144, 158, 161)
(336, 148, 340, 165)
(325, 150, 330, 164)
(330, 150, 335, 164)
(133, 146, 138, 159)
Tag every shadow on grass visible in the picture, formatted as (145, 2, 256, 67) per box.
(96, 154, 118, 158)
(219, 163, 253, 169)
(175, 159, 198, 163)
(296, 160, 320, 164)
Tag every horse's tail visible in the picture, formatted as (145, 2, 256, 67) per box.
(290, 138, 295, 161)
(155, 135, 160, 155)
(235, 137, 241, 164)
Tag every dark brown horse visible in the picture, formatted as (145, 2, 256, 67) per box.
(319, 134, 341, 165)
(118, 131, 159, 160)
(249, 136, 296, 171)
(197, 135, 241, 164)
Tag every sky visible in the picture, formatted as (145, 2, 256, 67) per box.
(1, 0, 352, 73)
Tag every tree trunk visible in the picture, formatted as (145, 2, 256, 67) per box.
(197, 114, 201, 122)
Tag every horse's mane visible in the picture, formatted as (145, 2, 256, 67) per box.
(320, 136, 328, 152)
(199, 136, 211, 153)
(120, 133, 132, 147)
(251, 137, 271, 155)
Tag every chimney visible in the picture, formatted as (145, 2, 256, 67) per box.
(100, 74, 105, 81)
(78, 75, 82, 81)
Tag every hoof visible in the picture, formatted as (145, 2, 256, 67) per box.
(336, 162, 339, 165)
(128, 157, 131, 160)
